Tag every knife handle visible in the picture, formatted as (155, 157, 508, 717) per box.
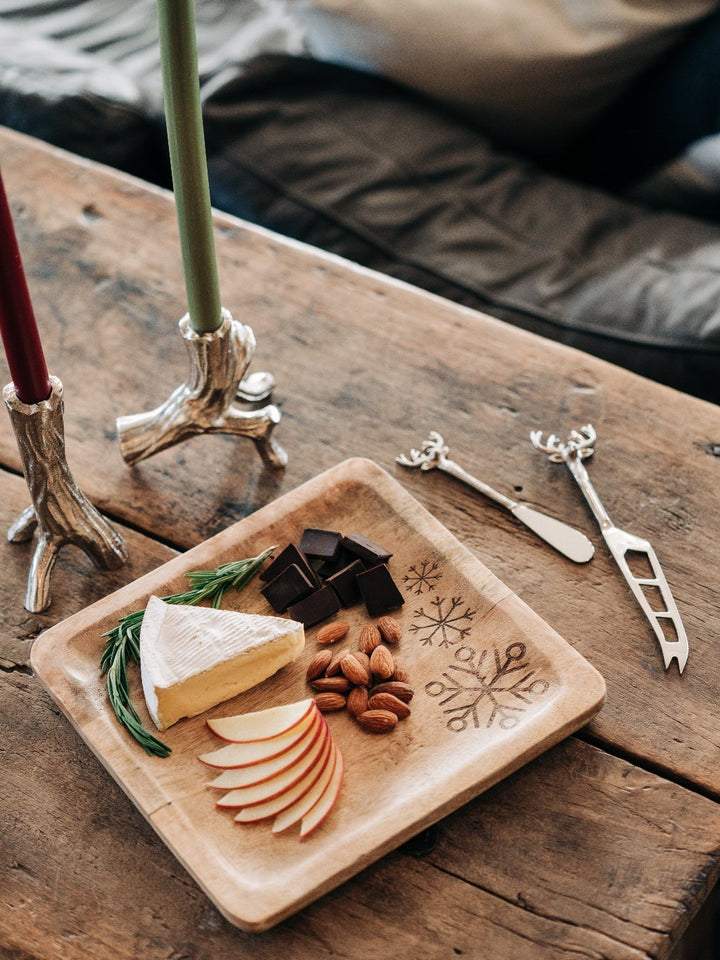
(438, 458, 516, 511)
(565, 454, 614, 531)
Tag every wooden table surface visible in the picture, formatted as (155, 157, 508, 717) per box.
(2, 126, 720, 960)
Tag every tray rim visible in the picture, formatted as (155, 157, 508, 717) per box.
(31, 456, 606, 931)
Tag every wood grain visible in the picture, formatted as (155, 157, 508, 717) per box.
(29, 459, 606, 931)
(1, 127, 720, 958)
(3, 663, 718, 960)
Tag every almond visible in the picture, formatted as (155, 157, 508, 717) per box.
(316, 621, 350, 645)
(326, 648, 349, 676)
(358, 623, 382, 653)
(305, 649, 333, 681)
(370, 680, 414, 703)
(311, 676, 351, 693)
(314, 692, 347, 712)
(370, 644, 395, 680)
(368, 692, 411, 719)
(377, 615, 402, 645)
(391, 658, 410, 683)
(347, 685, 369, 717)
(357, 709, 398, 733)
(340, 652, 371, 686)
(354, 650, 372, 674)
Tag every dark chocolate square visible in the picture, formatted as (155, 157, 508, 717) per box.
(299, 527, 341, 561)
(342, 533, 392, 566)
(261, 563, 315, 613)
(287, 585, 341, 627)
(357, 563, 404, 616)
(316, 544, 356, 579)
(326, 559, 365, 607)
(259, 542, 318, 586)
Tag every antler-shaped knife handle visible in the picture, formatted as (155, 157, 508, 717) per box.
(530, 424, 613, 529)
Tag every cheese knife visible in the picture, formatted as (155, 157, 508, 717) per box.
(530, 423, 689, 673)
(396, 430, 595, 563)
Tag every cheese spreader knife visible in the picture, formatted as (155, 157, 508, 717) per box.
(530, 423, 689, 673)
(396, 431, 595, 563)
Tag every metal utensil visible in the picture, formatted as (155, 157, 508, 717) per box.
(396, 431, 595, 563)
(530, 423, 689, 673)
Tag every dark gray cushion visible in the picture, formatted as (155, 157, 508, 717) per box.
(0, 0, 302, 183)
(203, 55, 720, 403)
(0, 20, 165, 181)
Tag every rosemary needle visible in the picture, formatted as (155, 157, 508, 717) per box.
(101, 545, 275, 757)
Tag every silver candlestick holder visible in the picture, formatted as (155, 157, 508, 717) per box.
(116, 309, 287, 469)
(4, 376, 129, 613)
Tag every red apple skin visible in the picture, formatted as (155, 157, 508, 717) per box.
(300, 745, 345, 839)
(206, 699, 315, 744)
(205, 715, 326, 790)
(271, 742, 339, 834)
(216, 721, 331, 808)
(198, 709, 319, 769)
(232, 735, 333, 823)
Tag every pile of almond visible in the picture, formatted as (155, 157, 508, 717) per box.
(305, 615, 413, 734)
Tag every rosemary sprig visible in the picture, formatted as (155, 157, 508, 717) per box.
(101, 545, 275, 758)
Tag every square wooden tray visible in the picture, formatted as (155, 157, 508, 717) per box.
(31, 458, 606, 931)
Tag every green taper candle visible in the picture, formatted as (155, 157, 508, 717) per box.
(157, 0, 222, 333)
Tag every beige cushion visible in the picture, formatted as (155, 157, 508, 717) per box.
(285, 0, 719, 152)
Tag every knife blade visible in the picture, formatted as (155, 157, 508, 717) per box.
(602, 525, 689, 673)
(509, 503, 595, 563)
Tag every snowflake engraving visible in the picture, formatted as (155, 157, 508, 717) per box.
(409, 595, 476, 647)
(403, 559, 443, 595)
(425, 642, 550, 732)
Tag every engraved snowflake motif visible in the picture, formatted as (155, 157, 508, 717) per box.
(425, 642, 550, 732)
(403, 559, 443, 595)
(409, 595, 476, 647)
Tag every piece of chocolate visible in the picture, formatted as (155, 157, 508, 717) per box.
(342, 533, 392, 566)
(326, 559, 365, 607)
(259, 542, 318, 586)
(287, 585, 341, 627)
(299, 527, 341, 561)
(261, 563, 315, 613)
(316, 544, 356, 579)
(357, 563, 404, 616)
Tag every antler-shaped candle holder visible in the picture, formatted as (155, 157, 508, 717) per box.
(116, 309, 287, 468)
(4, 376, 129, 613)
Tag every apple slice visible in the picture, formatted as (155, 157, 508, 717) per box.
(198, 705, 317, 768)
(217, 719, 330, 808)
(300, 745, 345, 839)
(234, 735, 333, 823)
(207, 713, 323, 790)
(271, 742, 339, 834)
(207, 698, 315, 743)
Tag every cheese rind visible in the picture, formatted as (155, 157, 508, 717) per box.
(139, 597, 305, 730)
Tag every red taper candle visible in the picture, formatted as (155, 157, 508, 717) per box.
(0, 167, 51, 404)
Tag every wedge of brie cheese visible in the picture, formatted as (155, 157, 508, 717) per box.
(139, 596, 305, 730)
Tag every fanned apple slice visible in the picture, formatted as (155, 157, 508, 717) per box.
(271, 742, 339, 834)
(217, 719, 330, 808)
(207, 698, 315, 743)
(300, 744, 345, 839)
(207, 712, 323, 790)
(198, 706, 316, 769)
(234, 735, 333, 823)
